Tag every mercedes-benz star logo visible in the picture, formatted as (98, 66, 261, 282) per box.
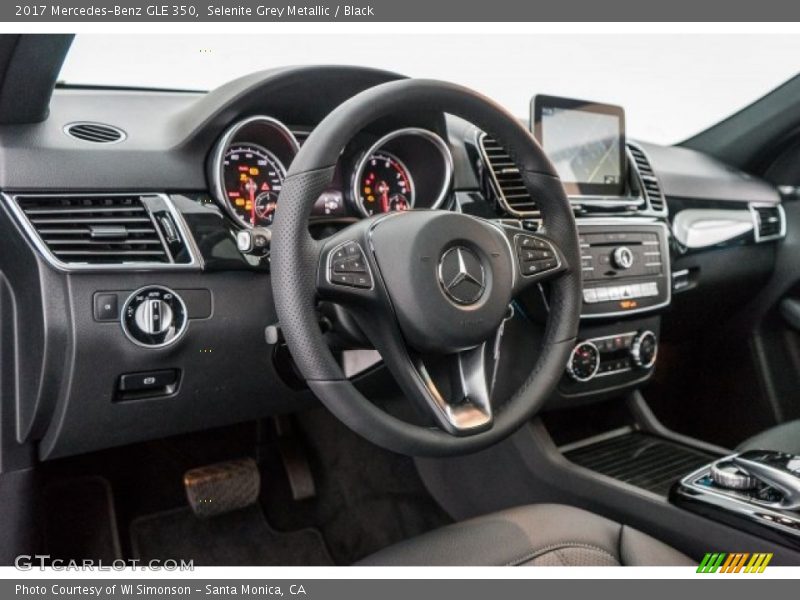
(437, 246, 486, 305)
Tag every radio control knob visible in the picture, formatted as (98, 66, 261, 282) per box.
(612, 246, 635, 270)
(631, 330, 657, 368)
(566, 341, 601, 382)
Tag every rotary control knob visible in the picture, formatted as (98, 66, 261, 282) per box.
(710, 460, 759, 491)
(566, 341, 601, 382)
(122, 286, 187, 348)
(631, 330, 657, 369)
(612, 246, 635, 270)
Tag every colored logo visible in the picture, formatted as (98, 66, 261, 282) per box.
(697, 552, 773, 573)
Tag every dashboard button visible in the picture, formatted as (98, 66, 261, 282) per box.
(118, 369, 178, 392)
(93, 293, 119, 322)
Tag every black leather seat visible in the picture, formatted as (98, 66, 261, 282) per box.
(738, 420, 800, 455)
(358, 504, 693, 566)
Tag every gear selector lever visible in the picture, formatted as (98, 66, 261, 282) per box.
(728, 450, 800, 509)
(710, 450, 800, 509)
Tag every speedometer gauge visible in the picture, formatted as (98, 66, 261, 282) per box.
(223, 144, 286, 227)
(356, 151, 414, 217)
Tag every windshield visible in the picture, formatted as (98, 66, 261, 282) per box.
(59, 33, 800, 145)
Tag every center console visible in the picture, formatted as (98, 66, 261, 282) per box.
(672, 451, 800, 548)
(555, 220, 670, 401)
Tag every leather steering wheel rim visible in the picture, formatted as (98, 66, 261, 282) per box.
(271, 79, 582, 457)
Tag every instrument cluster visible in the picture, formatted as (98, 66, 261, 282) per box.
(209, 117, 453, 229)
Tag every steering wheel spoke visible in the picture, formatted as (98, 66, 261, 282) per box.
(350, 304, 494, 435)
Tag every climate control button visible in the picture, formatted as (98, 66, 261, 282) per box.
(631, 330, 658, 368)
(566, 341, 601, 382)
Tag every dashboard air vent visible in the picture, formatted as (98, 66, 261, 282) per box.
(751, 204, 785, 242)
(291, 129, 311, 146)
(479, 134, 538, 216)
(628, 143, 666, 214)
(14, 195, 170, 265)
(64, 122, 126, 144)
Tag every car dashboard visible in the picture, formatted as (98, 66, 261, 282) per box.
(0, 65, 786, 460)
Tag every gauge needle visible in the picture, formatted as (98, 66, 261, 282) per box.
(378, 181, 389, 213)
(247, 178, 256, 223)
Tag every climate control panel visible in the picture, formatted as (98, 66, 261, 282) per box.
(566, 330, 658, 383)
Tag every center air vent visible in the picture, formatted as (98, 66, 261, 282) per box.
(479, 134, 538, 216)
(291, 129, 311, 146)
(10, 194, 188, 267)
(64, 122, 126, 144)
(751, 203, 786, 242)
(627, 143, 666, 214)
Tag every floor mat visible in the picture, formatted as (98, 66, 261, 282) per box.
(259, 408, 452, 565)
(43, 476, 122, 561)
(130, 505, 332, 566)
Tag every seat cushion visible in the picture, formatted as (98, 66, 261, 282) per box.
(738, 420, 800, 455)
(357, 504, 693, 566)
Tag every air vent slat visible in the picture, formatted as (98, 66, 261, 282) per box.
(13, 195, 172, 265)
(752, 205, 785, 242)
(479, 134, 538, 216)
(627, 143, 666, 214)
(64, 122, 126, 144)
(291, 129, 311, 146)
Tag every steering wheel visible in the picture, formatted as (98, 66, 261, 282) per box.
(271, 79, 581, 457)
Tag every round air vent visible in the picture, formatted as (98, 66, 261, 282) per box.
(64, 122, 126, 144)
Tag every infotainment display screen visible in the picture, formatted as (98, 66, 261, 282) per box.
(531, 95, 626, 197)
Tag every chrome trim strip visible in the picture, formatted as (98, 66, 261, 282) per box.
(672, 208, 754, 248)
(210, 115, 300, 229)
(351, 127, 453, 219)
(2, 192, 201, 272)
(750, 202, 787, 243)
(577, 219, 672, 320)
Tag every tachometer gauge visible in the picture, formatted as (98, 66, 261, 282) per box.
(356, 151, 414, 217)
(223, 144, 286, 227)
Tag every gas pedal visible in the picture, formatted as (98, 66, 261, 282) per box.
(183, 458, 260, 518)
(273, 416, 316, 501)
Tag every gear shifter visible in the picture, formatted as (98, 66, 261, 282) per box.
(672, 449, 800, 543)
(730, 450, 800, 509)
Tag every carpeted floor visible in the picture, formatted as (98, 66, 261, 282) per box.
(130, 505, 332, 566)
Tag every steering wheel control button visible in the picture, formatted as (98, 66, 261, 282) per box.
(121, 286, 188, 348)
(329, 242, 372, 289)
(93, 292, 119, 322)
(438, 246, 486, 305)
(566, 341, 601, 382)
(514, 233, 560, 277)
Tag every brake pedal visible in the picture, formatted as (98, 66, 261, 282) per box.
(183, 458, 260, 519)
